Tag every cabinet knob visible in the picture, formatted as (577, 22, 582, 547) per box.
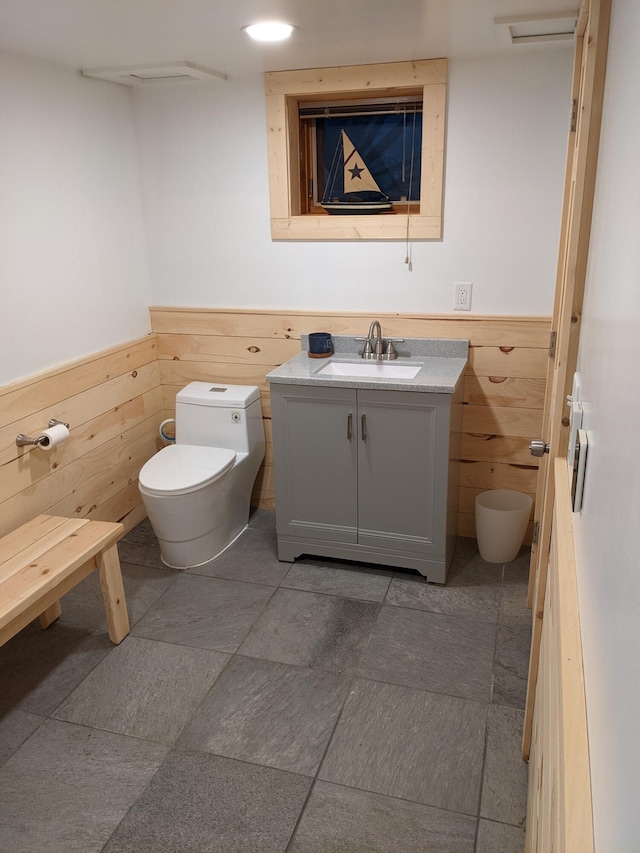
(347, 413, 353, 440)
(361, 414, 367, 442)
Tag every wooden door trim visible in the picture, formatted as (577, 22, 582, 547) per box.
(523, 0, 611, 759)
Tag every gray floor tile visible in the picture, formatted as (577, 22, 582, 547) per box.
(0, 719, 166, 853)
(0, 622, 112, 715)
(358, 605, 496, 701)
(0, 706, 44, 768)
(0, 524, 527, 849)
(118, 531, 167, 569)
(132, 573, 274, 652)
(499, 554, 532, 628)
(319, 679, 487, 815)
(481, 706, 528, 827)
(178, 656, 350, 775)
(476, 819, 526, 852)
(386, 557, 502, 622)
(121, 517, 156, 545)
(282, 559, 393, 602)
(289, 780, 477, 852)
(492, 624, 531, 709)
(54, 636, 229, 744)
(248, 507, 277, 531)
(102, 748, 311, 853)
(59, 561, 177, 631)
(453, 536, 485, 561)
(238, 588, 380, 674)
(189, 527, 290, 586)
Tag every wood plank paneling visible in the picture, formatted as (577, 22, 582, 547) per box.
(469, 346, 549, 379)
(461, 434, 538, 466)
(158, 334, 299, 365)
(0, 362, 160, 468)
(0, 338, 162, 538)
(464, 376, 546, 409)
(462, 405, 543, 437)
(152, 308, 549, 536)
(0, 312, 548, 544)
(160, 360, 272, 390)
(2, 392, 161, 503)
(525, 458, 594, 852)
(150, 307, 550, 347)
(459, 460, 539, 493)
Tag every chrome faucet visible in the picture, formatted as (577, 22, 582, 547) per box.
(356, 320, 404, 360)
(368, 320, 383, 358)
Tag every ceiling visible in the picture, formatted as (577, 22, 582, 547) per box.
(0, 0, 577, 79)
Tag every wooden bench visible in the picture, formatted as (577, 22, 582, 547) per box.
(0, 515, 130, 647)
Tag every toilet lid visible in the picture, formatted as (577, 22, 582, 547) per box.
(139, 444, 236, 497)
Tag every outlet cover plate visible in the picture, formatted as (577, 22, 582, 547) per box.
(454, 282, 473, 310)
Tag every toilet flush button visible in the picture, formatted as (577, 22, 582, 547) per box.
(231, 411, 241, 423)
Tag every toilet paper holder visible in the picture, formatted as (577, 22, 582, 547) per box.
(16, 419, 70, 447)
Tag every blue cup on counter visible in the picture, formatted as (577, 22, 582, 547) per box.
(308, 332, 333, 357)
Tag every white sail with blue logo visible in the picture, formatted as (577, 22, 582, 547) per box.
(321, 130, 392, 215)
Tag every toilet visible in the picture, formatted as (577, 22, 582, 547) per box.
(138, 382, 265, 569)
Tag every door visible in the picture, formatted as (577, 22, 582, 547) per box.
(356, 389, 448, 555)
(270, 384, 358, 543)
(523, 0, 610, 758)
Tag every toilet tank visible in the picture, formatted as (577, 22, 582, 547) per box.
(175, 382, 263, 453)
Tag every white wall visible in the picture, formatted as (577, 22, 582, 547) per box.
(572, 2, 640, 849)
(134, 51, 572, 315)
(0, 51, 152, 385)
(0, 46, 572, 388)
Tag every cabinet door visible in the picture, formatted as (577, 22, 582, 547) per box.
(357, 389, 450, 555)
(271, 384, 358, 542)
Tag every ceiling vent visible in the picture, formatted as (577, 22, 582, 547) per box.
(81, 62, 226, 86)
(494, 11, 579, 44)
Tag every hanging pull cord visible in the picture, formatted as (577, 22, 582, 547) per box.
(404, 107, 418, 271)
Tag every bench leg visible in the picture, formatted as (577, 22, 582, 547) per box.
(39, 600, 62, 629)
(97, 543, 130, 644)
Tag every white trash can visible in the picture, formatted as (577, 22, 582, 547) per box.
(475, 490, 533, 563)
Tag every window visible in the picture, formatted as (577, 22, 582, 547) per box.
(264, 59, 447, 241)
(299, 95, 423, 214)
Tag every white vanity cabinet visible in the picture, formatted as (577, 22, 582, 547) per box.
(270, 381, 462, 583)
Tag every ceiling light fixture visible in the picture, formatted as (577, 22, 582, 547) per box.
(242, 22, 296, 42)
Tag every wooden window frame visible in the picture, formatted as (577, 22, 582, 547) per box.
(264, 59, 447, 241)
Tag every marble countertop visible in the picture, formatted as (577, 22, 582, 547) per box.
(266, 335, 468, 394)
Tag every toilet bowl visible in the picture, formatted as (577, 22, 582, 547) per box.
(138, 383, 265, 569)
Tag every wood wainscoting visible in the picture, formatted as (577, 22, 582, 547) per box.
(0, 313, 549, 543)
(0, 336, 162, 539)
(151, 307, 550, 540)
(525, 458, 594, 852)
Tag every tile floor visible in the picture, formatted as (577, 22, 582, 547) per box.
(0, 510, 531, 852)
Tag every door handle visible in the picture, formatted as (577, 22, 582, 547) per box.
(530, 439, 550, 457)
(347, 413, 353, 440)
(361, 414, 367, 442)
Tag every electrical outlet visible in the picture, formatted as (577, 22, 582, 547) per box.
(454, 282, 472, 311)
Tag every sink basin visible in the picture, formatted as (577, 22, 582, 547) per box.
(316, 361, 423, 379)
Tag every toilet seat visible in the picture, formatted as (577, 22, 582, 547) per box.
(139, 444, 236, 497)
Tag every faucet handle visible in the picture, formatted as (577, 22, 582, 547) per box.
(382, 339, 404, 360)
(361, 339, 374, 359)
(382, 341, 398, 360)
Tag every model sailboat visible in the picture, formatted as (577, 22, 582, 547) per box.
(320, 130, 392, 215)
